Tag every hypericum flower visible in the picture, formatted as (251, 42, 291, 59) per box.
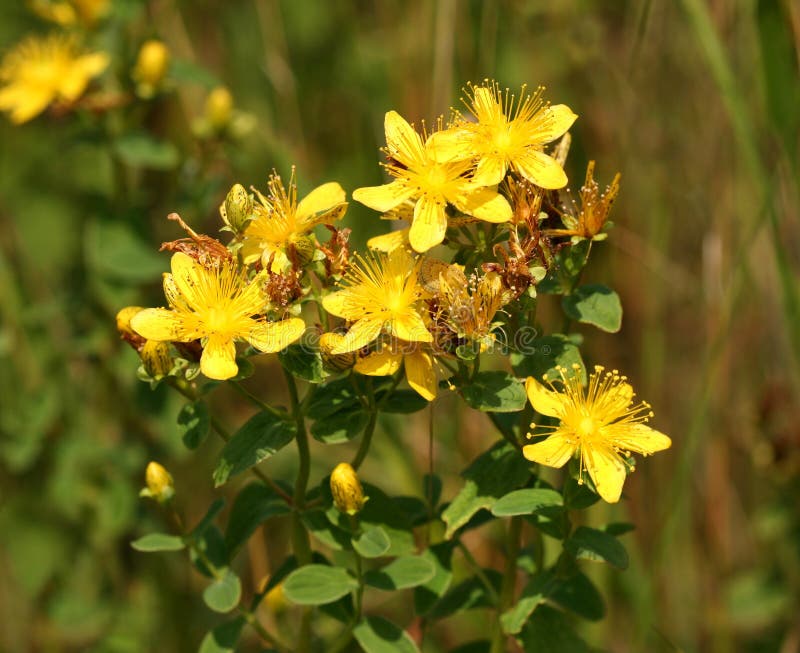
(132, 39, 170, 98)
(0, 34, 108, 124)
(131, 252, 306, 380)
(140, 461, 174, 503)
(330, 462, 366, 515)
(322, 248, 432, 354)
(544, 161, 620, 241)
(355, 339, 439, 401)
(523, 365, 671, 503)
(241, 169, 347, 272)
(428, 81, 577, 189)
(353, 111, 512, 253)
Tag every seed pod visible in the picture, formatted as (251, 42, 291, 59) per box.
(220, 183, 253, 233)
(132, 40, 170, 97)
(141, 340, 173, 378)
(143, 461, 174, 503)
(330, 462, 365, 515)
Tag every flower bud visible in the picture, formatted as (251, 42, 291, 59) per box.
(205, 86, 233, 131)
(265, 582, 287, 613)
(141, 461, 174, 502)
(220, 183, 253, 233)
(116, 306, 144, 338)
(133, 40, 170, 97)
(291, 235, 316, 266)
(141, 340, 173, 378)
(330, 462, 365, 515)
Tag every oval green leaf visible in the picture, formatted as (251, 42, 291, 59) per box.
(491, 488, 564, 517)
(562, 284, 622, 333)
(352, 526, 391, 558)
(364, 555, 436, 591)
(203, 569, 242, 613)
(282, 564, 358, 605)
(131, 533, 185, 552)
(353, 616, 421, 653)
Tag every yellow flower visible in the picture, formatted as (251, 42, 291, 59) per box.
(131, 252, 306, 380)
(428, 81, 577, 189)
(132, 40, 170, 98)
(353, 111, 512, 253)
(523, 365, 671, 503)
(545, 161, 620, 241)
(241, 168, 347, 272)
(355, 339, 439, 401)
(0, 34, 108, 124)
(30, 0, 110, 27)
(322, 248, 432, 354)
(330, 462, 366, 515)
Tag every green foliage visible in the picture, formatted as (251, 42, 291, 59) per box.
(282, 565, 358, 605)
(363, 555, 437, 591)
(460, 371, 528, 412)
(130, 533, 185, 552)
(203, 569, 242, 613)
(562, 284, 623, 333)
(178, 400, 211, 450)
(353, 616, 421, 653)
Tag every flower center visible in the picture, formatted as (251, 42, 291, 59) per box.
(576, 415, 598, 440)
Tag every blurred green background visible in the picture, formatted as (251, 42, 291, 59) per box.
(1, 0, 799, 651)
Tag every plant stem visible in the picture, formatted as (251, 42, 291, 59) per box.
(490, 516, 522, 653)
(351, 378, 377, 470)
(456, 540, 500, 605)
(229, 379, 287, 419)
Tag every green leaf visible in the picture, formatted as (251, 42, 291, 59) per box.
(562, 477, 600, 509)
(279, 343, 325, 383)
(191, 526, 229, 578)
(203, 569, 242, 613)
(565, 526, 629, 569)
(86, 218, 166, 283)
(310, 405, 368, 444)
(414, 542, 455, 615)
(302, 509, 352, 550)
(224, 484, 291, 555)
(178, 401, 210, 450)
(213, 411, 296, 486)
(562, 284, 622, 333)
(352, 526, 391, 558)
(501, 571, 556, 634)
(429, 571, 502, 619)
(198, 617, 245, 653)
(306, 377, 362, 420)
(604, 522, 635, 536)
(442, 441, 530, 538)
(353, 616, 421, 653)
(114, 132, 180, 170)
(377, 389, 429, 414)
(518, 605, 591, 653)
(190, 498, 226, 539)
(510, 334, 586, 384)
(131, 533, 185, 552)
(550, 571, 605, 621)
(460, 371, 526, 413)
(282, 564, 358, 605)
(491, 488, 564, 517)
(359, 483, 416, 556)
(364, 556, 436, 591)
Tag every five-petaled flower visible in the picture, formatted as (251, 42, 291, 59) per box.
(131, 252, 306, 380)
(523, 365, 671, 503)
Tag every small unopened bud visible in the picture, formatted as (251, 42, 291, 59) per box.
(141, 461, 174, 502)
(265, 582, 287, 612)
(220, 183, 253, 233)
(330, 462, 366, 515)
(132, 40, 170, 98)
(205, 86, 233, 131)
(290, 235, 316, 266)
(141, 340, 173, 378)
(116, 306, 144, 338)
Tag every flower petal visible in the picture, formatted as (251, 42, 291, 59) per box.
(471, 155, 508, 186)
(200, 335, 238, 380)
(367, 228, 410, 252)
(525, 377, 563, 417)
(426, 127, 475, 162)
(354, 347, 403, 376)
(392, 311, 433, 343)
(522, 432, 576, 468)
(131, 308, 184, 341)
(536, 104, 577, 142)
(59, 52, 108, 101)
(584, 444, 627, 504)
(322, 290, 351, 319)
(247, 318, 306, 353)
(514, 150, 568, 190)
(170, 252, 205, 310)
(405, 350, 437, 401)
(385, 110, 425, 166)
(296, 182, 347, 222)
(409, 198, 447, 252)
(0, 83, 53, 123)
(353, 180, 414, 213)
(331, 318, 384, 354)
(604, 423, 672, 456)
(456, 187, 512, 223)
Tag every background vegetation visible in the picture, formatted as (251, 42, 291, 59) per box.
(0, 0, 798, 651)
